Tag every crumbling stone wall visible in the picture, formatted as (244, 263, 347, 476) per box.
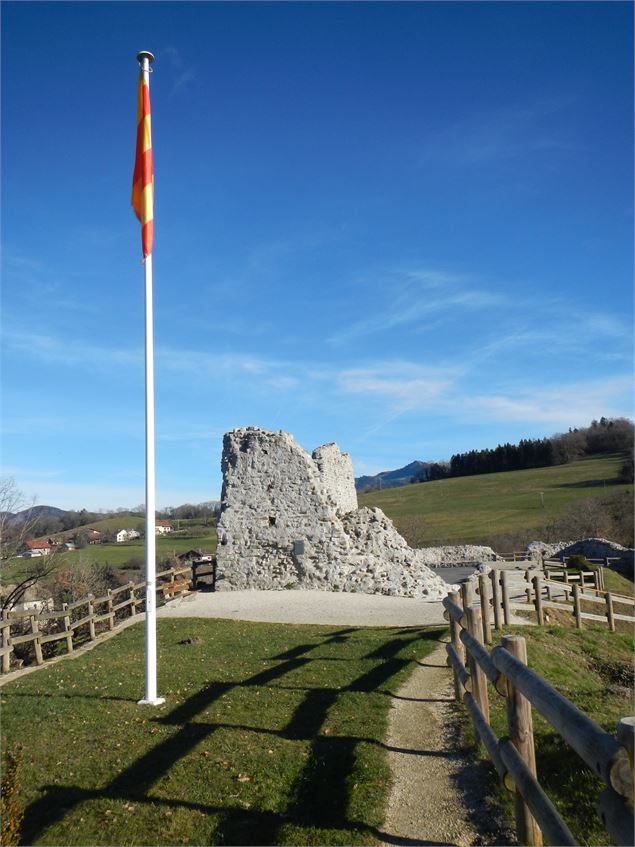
(216, 427, 485, 600)
(312, 443, 358, 515)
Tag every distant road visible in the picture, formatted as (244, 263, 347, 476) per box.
(435, 566, 478, 585)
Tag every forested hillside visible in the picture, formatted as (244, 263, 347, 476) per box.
(413, 417, 633, 483)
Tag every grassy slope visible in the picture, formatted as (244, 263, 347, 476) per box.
(53, 531, 217, 569)
(54, 515, 144, 534)
(48, 516, 214, 537)
(463, 624, 634, 846)
(359, 454, 632, 545)
(1, 619, 443, 846)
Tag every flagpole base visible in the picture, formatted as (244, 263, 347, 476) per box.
(137, 697, 165, 706)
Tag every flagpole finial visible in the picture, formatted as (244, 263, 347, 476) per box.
(137, 50, 155, 66)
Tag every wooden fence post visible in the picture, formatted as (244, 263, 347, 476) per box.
(616, 717, 634, 803)
(563, 568, 569, 586)
(532, 576, 544, 626)
(490, 569, 502, 631)
(572, 584, 582, 629)
(605, 592, 616, 632)
(580, 571, 586, 593)
(461, 579, 475, 611)
(501, 635, 543, 847)
(30, 614, 43, 665)
(479, 573, 493, 645)
(501, 570, 511, 626)
(448, 590, 465, 702)
(1, 611, 11, 674)
(87, 595, 96, 640)
(466, 605, 489, 724)
(524, 569, 532, 604)
(62, 602, 73, 654)
(594, 565, 604, 597)
(106, 589, 114, 631)
(129, 582, 137, 617)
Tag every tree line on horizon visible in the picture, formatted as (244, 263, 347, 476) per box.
(412, 417, 634, 484)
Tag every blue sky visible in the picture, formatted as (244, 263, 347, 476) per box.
(2, 1, 633, 511)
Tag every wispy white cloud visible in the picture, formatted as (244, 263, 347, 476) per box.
(2, 249, 100, 313)
(328, 265, 505, 346)
(2, 331, 141, 369)
(337, 362, 456, 409)
(266, 376, 301, 391)
(466, 376, 634, 428)
(420, 97, 578, 166)
(161, 45, 197, 96)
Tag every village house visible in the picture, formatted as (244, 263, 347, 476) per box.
(20, 539, 53, 558)
(116, 529, 141, 543)
(155, 520, 173, 535)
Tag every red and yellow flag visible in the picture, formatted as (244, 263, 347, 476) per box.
(131, 71, 154, 257)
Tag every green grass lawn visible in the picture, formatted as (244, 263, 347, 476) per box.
(1, 619, 445, 846)
(360, 454, 632, 545)
(461, 624, 634, 846)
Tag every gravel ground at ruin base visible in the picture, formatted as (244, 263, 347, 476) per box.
(158, 588, 451, 626)
(158, 574, 532, 627)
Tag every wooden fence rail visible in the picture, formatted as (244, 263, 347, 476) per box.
(515, 569, 635, 631)
(442, 588, 634, 846)
(0, 565, 194, 674)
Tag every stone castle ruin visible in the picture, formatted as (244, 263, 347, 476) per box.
(215, 427, 494, 600)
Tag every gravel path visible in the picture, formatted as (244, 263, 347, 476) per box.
(377, 639, 514, 847)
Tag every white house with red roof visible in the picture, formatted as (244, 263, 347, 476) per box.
(155, 520, 173, 535)
(20, 539, 52, 557)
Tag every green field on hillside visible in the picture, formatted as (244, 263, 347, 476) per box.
(2, 532, 217, 583)
(48, 515, 214, 537)
(53, 531, 217, 570)
(359, 454, 632, 546)
(0, 619, 441, 846)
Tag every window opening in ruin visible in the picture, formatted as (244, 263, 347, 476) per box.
(269, 516, 276, 526)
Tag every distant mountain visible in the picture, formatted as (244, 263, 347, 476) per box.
(3, 505, 68, 525)
(355, 461, 430, 492)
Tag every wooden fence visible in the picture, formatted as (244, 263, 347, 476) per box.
(516, 564, 635, 631)
(0, 564, 193, 674)
(497, 552, 535, 563)
(443, 581, 634, 846)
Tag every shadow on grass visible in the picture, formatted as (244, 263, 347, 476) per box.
(559, 477, 620, 489)
(19, 626, 447, 846)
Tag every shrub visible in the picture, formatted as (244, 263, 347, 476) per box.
(566, 554, 597, 572)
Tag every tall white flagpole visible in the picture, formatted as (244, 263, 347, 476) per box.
(136, 49, 164, 707)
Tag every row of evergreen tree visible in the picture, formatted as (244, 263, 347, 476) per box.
(412, 417, 634, 483)
(448, 438, 558, 477)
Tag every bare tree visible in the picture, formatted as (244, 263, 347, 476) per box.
(0, 478, 57, 612)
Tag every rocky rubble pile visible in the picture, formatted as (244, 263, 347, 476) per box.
(525, 537, 633, 563)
